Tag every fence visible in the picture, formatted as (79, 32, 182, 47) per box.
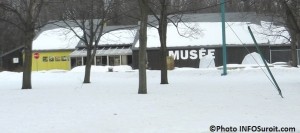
(270, 49, 300, 65)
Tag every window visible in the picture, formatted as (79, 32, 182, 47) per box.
(43, 57, 48, 62)
(55, 56, 61, 61)
(109, 56, 120, 66)
(49, 56, 54, 62)
(96, 56, 102, 65)
(61, 56, 68, 61)
(102, 56, 107, 65)
(76, 57, 82, 66)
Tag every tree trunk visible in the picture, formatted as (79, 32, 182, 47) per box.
(83, 45, 92, 83)
(138, 0, 148, 94)
(283, 0, 299, 67)
(159, 32, 168, 84)
(159, 19, 168, 84)
(158, 8, 168, 84)
(22, 29, 34, 89)
(290, 34, 298, 66)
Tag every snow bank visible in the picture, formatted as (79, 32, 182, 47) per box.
(242, 52, 265, 65)
(0, 67, 300, 132)
(199, 55, 215, 68)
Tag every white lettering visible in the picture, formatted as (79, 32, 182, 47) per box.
(190, 50, 198, 60)
(180, 50, 189, 60)
(169, 51, 180, 60)
(207, 49, 215, 59)
(168, 49, 215, 60)
(199, 48, 206, 59)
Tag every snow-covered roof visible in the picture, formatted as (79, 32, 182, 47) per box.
(98, 29, 137, 45)
(134, 21, 289, 48)
(147, 12, 268, 25)
(33, 27, 83, 51)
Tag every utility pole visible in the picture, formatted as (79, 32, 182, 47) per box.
(221, 0, 227, 76)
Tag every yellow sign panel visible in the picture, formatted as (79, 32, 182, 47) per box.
(31, 51, 72, 71)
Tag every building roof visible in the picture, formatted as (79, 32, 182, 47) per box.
(32, 27, 83, 51)
(134, 21, 289, 48)
(0, 45, 24, 58)
(33, 23, 138, 51)
(99, 29, 137, 45)
(70, 26, 138, 57)
(76, 25, 138, 47)
(147, 12, 276, 26)
(177, 12, 276, 23)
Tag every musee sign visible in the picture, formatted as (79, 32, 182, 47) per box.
(169, 48, 215, 60)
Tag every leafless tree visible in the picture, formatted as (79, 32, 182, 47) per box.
(147, 0, 170, 84)
(109, 0, 139, 25)
(59, 0, 113, 83)
(246, 0, 300, 67)
(0, 22, 23, 53)
(147, 0, 205, 84)
(0, 0, 45, 89)
(138, 0, 149, 94)
(281, 0, 300, 67)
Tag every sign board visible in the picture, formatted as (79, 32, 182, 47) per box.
(168, 49, 215, 60)
(34, 52, 40, 59)
(13, 58, 19, 63)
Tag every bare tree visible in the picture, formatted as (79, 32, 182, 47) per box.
(0, 22, 23, 54)
(147, 0, 170, 84)
(147, 0, 204, 84)
(0, 0, 45, 89)
(138, 0, 148, 94)
(250, 0, 299, 67)
(281, 0, 300, 67)
(109, 0, 138, 25)
(60, 0, 117, 83)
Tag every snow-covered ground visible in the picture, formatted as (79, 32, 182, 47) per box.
(0, 65, 300, 133)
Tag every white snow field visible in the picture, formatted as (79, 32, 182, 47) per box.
(0, 66, 300, 133)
